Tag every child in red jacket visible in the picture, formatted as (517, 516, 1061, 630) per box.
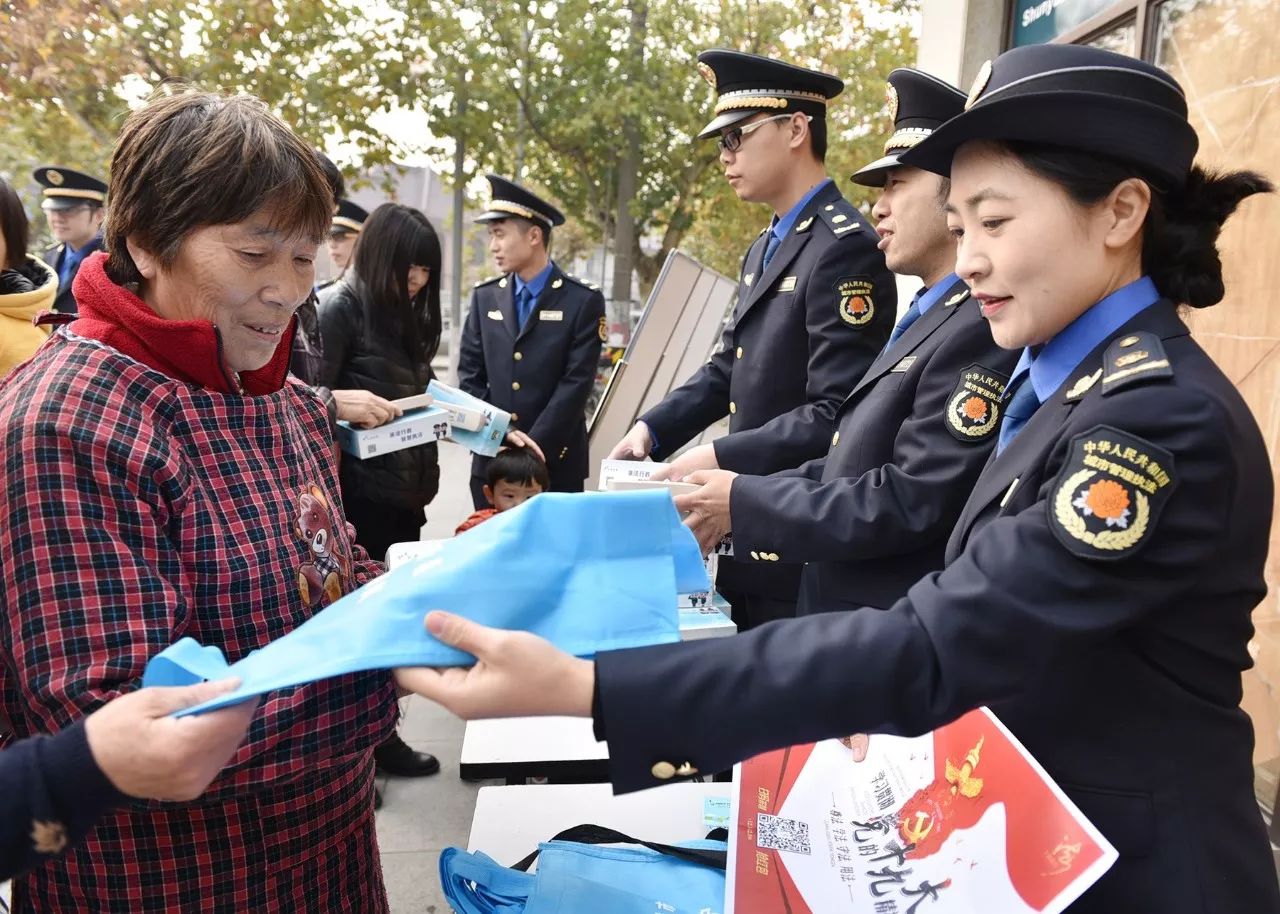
(456, 448, 550, 534)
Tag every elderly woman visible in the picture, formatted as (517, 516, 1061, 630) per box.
(0, 90, 398, 911)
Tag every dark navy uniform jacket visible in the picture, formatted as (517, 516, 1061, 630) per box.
(641, 180, 896, 599)
(731, 275, 1019, 610)
(458, 263, 605, 490)
(43, 238, 104, 315)
(595, 295, 1279, 913)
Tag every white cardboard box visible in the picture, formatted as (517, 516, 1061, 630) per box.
(336, 406, 451, 460)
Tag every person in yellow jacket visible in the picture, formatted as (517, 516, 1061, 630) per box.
(0, 177, 54, 376)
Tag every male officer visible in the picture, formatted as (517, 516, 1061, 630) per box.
(34, 166, 107, 315)
(324, 198, 368, 285)
(676, 69, 1021, 614)
(458, 175, 606, 507)
(608, 49, 896, 629)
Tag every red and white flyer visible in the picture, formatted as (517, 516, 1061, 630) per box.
(726, 708, 1117, 914)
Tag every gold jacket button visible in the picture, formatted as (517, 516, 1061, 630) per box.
(512, 381, 521, 391)
(676, 762, 699, 777)
(511, 412, 519, 421)
(651, 761, 676, 780)
(514, 351, 523, 361)
(736, 347, 743, 359)
(729, 401, 736, 414)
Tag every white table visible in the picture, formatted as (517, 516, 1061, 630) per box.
(467, 781, 731, 867)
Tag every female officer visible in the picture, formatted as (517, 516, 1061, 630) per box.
(395, 44, 1277, 912)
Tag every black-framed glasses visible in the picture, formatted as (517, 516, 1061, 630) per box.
(717, 113, 811, 153)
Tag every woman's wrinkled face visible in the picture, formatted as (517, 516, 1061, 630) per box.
(946, 141, 1116, 349)
(132, 213, 318, 374)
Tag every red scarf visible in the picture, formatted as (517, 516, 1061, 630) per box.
(64, 252, 295, 395)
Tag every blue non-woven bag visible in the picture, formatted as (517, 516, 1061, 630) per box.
(440, 825, 728, 914)
(142, 490, 708, 715)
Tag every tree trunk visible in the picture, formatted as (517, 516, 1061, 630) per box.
(610, 0, 646, 305)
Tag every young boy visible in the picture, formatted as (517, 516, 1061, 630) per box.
(455, 447, 550, 534)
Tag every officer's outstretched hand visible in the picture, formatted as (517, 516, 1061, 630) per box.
(503, 430, 545, 462)
(395, 612, 595, 720)
(85, 680, 259, 802)
(673, 469, 737, 554)
(607, 422, 653, 461)
(652, 443, 719, 482)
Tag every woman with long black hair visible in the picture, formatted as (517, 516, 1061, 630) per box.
(319, 203, 443, 784)
(318, 202, 442, 559)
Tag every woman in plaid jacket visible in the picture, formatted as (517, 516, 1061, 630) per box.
(0, 89, 400, 912)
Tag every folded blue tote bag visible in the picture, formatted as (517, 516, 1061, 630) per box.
(440, 824, 728, 914)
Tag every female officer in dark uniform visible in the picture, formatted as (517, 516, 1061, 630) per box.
(397, 45, 1278, 913)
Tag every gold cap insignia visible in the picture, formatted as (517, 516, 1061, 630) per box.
(697, 61, 717, 90)
(47, 169, 64, 186)
(966, 60, 993, 111)
(885, 82, 899, 122)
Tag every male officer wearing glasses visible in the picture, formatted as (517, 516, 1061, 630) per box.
(34, 166, 107, 315)
(608, 49, 896, 630)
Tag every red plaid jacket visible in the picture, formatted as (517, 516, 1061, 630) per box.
(0, 255, 398, 912)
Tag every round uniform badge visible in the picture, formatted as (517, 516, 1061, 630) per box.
(1048, 425, 1176, 561)
(834, 276, 876, 327)
(945, 365, 1009, 442)
(47, 169, 65, 186)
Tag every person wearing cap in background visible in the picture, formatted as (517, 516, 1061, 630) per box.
(401, 44, 1278, 912)
(34, 165, 107, 315)
(607, 49, 897, 630)
(322, 198, 369, 289)
(674, 68, 1020, 617)
(457, 174, 605, 507)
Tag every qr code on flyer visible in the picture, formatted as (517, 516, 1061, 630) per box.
(756, 813, 811, 855)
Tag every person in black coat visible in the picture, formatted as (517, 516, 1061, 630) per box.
(675, 69, 1020, 613)
(607, 50, 897, 629)
(2, 680, 255, 882)
(457, 175, 605, 507)
(400, 44, 1280, 913)
(317, 202, 443, 784)
(34, 166, 107, 315)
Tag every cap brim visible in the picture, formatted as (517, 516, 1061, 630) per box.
(40, 197, 87, 211)
(474, 208, 553, 229)
(900, 92, 1196, 188)
(849, 153, 903, 188)
(697, 108, 758, 140)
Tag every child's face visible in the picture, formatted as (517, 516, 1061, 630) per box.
(485, 480, 544, 512)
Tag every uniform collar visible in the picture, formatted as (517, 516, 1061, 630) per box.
(513, 260, 555, 299)
(770, 178, 834, 241)
(915, 272, 961, 317)
(1015, 275, 1160, 402)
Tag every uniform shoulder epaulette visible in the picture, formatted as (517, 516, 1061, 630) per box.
(562, 273, 602, 293)
(809, 198, 863, 238)
(1100, 331, 1173, 396)
(473, 274, 505, 289)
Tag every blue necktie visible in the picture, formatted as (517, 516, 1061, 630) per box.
(59, 249, 78, 289)
(761, 231, 782, 273)
(996, 372, 1041, 455)
(885, 291, 925, 349)
(516, 286, 534, 330)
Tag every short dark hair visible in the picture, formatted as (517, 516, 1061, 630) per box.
(1003, 141, 1272, 308)
(486, 447, 550, 490)
(105, 88, 332, 285)
(808, 115, 828, 162)
(508, 215, 552, 252)
(351, 203, 442, 364)
(0, 177, 29, 270)
(315, 150, 344, 204)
